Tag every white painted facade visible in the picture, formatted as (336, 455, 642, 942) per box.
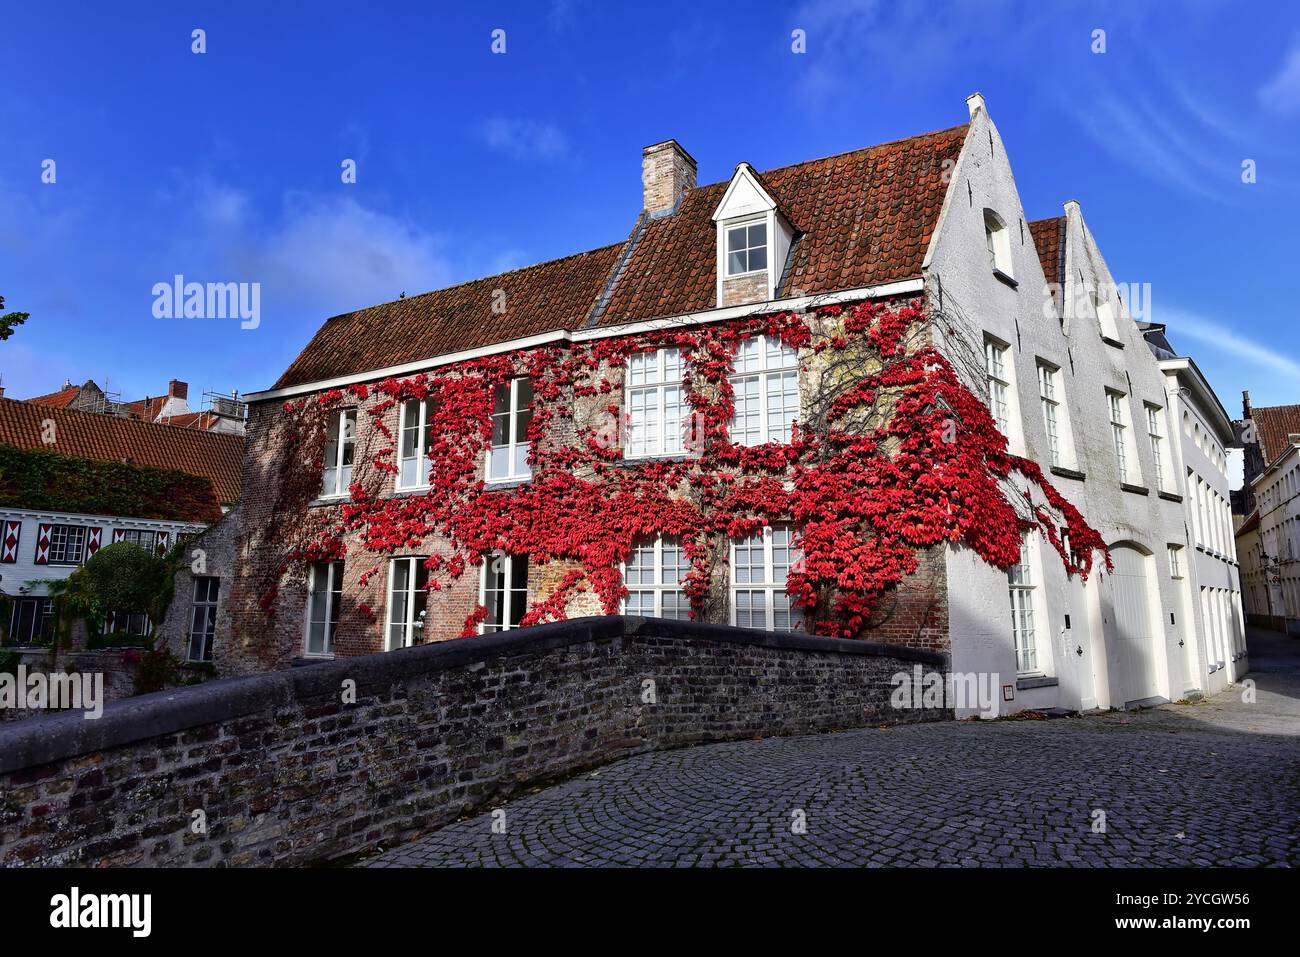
(1241, 441, 1300, 636)
(1155, 356, 1248, 694)
(926, 97, 1203, 716)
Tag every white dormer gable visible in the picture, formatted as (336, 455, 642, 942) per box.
(712, 163, 794, 307)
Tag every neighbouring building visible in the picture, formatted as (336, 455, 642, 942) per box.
(1238, 435, 1300, 636)
(225, 94, 1233, 716)
(23, 377, 247, 434)
(1142, 324, 1248, 694)
(0, 397, 243, 654)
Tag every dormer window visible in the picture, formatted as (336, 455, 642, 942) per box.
(726, 221, 768, 276)
(984, 209, 1014, 282)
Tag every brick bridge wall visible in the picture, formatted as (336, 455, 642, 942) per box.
(0, 616, 948, 867)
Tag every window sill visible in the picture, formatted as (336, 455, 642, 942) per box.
(725, 268, 768, 281)
(1101, 336, 1125, 349)
(618, 452, 692, 465)
(992, 268, 1018, 289)
(309, 496, 350, 508)
(390, 485, 432, 498)
(1016, 675, 1059, 691)
(1157, 490, 1183, 503)
(1120, 482, 1150, 496)
(1050, 465, 1086, 482)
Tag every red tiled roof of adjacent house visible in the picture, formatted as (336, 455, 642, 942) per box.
(123, 394, 167, 420)
(0, 397, 244, 505)
(271, 123, 971, 390)
(1252, 404, 1300, 467)
(1028, 217, 1065, 290)
(26, 385, 83, 409)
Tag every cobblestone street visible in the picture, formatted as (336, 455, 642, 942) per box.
(366, 628, 1300, 867)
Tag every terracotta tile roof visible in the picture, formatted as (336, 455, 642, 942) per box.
(274, 244, 627, 389)
(123, 394, 167, 420)
(26, 385, 82, 409)
(0, 398, 244, 505)
(271, 123, 970, 390)
(598, 125, 969, 327)
(1028, 217, 1065, 291)
(1252, 404, 1300, 467)
(158, 411, 223, 430)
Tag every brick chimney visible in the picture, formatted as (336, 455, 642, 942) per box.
(168, 379, 188, 401)
(642, 140, 696, 217)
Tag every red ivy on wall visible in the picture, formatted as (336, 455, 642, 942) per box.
(265, 299, 1108, 640)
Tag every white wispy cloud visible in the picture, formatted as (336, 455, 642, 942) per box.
(1258, 37, 1300, 114)
(480, 117, 569, 161)
(1161, 306, 1300, 379)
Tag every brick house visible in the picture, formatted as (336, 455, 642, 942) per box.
(230, 95, 1222, 716)
(0, 397, 243, 655)
(1236, 397, 1300, 635)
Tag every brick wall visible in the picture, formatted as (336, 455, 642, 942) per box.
(0, 616, 948, 867)
(157, 506, 239, 668)
(0, 649, 140, 724)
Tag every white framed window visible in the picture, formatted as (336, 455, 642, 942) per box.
(397, 398, 436, 489)
(623, 536, 690, 620)
(305, 561, 343, 657)
(626, 347, 685, 458)
(48, 525, 87, 565)
(488, 378, 533, 482)
(985, 338, 1012, 434)
(725, 220, 768, 276)
(119, 529, 158, 554)
(1093, 290, 1119, 341)
(188, 575, 220, 662)
(1107, 389, 1138, 484)
(1008, 538, 1038, 675)
(983, 209, 1014, 279)
(1036, 360, 1068, 468)
(730, 526, 800, 632)
(1168, 545, 1184, 580)
(322, 409, 357, 498)
(109, 612, 151, 637)
(387, 557, 429, 649)
(480, 551, 528, 633)
(1145, 403, 1169, 491)
(729, 336, 799, 446)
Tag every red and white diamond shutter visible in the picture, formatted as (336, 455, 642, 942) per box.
(111, 528, 126, 544)
(86, 527, 103, 558)
(156, 530, 171, 556)
(1, 521, 20, 563)
(34, 523, 52, 564)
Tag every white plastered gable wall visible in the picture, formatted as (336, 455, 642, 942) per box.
(712, 163, 794, 304)
(920, 94, 1190, 716)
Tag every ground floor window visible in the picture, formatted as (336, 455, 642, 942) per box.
(1008, 538, 1038, 674)
(731, 526, 800, 631)
(188, 576, 220, 662)
(5, 597, 56, 645)
(388, 557, 430, 649)
(305, 562, 342, 656)
(623, 536, 690, 620)
(109, 611, 151, 638)
(481, 551, 528, 633)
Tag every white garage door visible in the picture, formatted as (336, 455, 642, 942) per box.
(1109, 545, 1160, 705)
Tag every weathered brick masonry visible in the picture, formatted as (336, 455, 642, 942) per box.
(0, 616, 947, 867)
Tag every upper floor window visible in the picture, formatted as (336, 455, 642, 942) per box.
(48, 524, 87, 565)
(1145, 403, 1170, 492)
(120, 529, 158, 555)
(322, 409, 357, 498)
(730, 336, 799, 446)
(725, 221, 767, 276)
(1036, 360, 1073, 469)
(398, 398, 436, 489)
(1168, 545, 1184, 579)
(983, 209, 1014, 280)
(626, 347, 685, 458)
(481, 551, 528, 633)
(623, 536, 690, 620)
(1107, 389, 1139, 485)
(984, 338, 1012, 434)
(188, 575, 220, 662)
(387, 556, 429, 649)
(1093, 290, 1119, 342)
(305, 561, 343, 657)
(488, 378, 532, 482)
(731, 526, 800, 632)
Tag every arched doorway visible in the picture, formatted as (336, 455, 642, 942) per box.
(1105, 543, 1164, 706)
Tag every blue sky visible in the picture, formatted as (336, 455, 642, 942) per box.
(2, 0, 1298, 415)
